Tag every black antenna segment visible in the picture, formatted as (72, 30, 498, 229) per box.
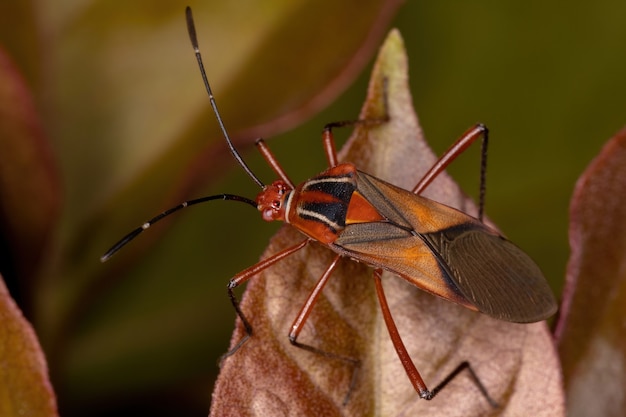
(101, 194, 256, 262)
(185, 6, 265, 189)
(101, 8, 267, 262)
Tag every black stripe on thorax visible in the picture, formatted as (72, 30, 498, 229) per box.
(298, 201, 347, 232)
(297, 174, 357, 231)
(301, 174, 356, 205)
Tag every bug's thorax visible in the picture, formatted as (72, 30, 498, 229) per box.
(257, 163, 388, 245)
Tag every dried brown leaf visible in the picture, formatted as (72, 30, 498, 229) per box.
(210, 30, 563, 417)
(555, 127, 626, 417)
(0, 275, 58, 417)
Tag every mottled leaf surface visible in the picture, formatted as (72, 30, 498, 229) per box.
(555, 128, 626, 417)
(210, 29, 563, 417)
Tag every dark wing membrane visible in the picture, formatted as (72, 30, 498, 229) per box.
(422, 224, 557, 323)
(334, 171, 557, 323)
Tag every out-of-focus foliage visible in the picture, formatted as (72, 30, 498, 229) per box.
(0, 0, 399, 415)
(0, 276, 58, 417)
(555, 128, 626, 417)
(1, 0, 625, 416)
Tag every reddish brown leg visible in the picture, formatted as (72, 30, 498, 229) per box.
(258, 79, 389, 172)
(412, 124, 489, 221)
(322, 79, 390, 168)
(288, 254, 360, 404)
(322, 115, 390, 169)
(289, 254, 347, 353)
(322, 127, 339, 168)
(255, 138, 295, 189)
(256, 115, 389, 176)
(373, 269, 497, 406)
(224, 238, 310, 357)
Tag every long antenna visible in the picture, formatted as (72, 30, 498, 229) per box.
(101, 8, 266, 262)
(185, 6, 265, 189)
(101, 194, 257, 262)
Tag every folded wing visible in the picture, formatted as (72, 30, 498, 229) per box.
(332, 172, 557, 323)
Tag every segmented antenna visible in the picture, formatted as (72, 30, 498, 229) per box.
(185, 6, 264, 188)
(101, 8, 265, 262)
(101, 194, 256, 262)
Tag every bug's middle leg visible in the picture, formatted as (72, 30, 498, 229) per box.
(288, 253, 361, 404)
(322, 79, 390, 168)
(373, 269, 498, 406)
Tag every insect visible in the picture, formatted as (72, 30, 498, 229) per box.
(102, 6, 557, 406)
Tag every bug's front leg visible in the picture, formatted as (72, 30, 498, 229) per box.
(372, 269, 498, 407)
(223, 238, 310, 359)
(255, 138, 294, 189)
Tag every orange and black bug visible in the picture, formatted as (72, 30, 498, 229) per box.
(102, 7, 557, 405)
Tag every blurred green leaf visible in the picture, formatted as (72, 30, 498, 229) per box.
(1, 1, 626, 415)
(555, 127, 626, 417)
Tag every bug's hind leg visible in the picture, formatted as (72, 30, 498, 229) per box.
(373, 269, 498, 407)
(412, 124, 489, 221)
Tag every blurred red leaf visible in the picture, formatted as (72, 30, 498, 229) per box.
(555, 127, 626, 417)
(210, 29, 563, 417)
(0, 45, 61, 294)
(0, 275, 58, 417)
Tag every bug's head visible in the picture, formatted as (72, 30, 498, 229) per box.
(256, 180, 291, 222)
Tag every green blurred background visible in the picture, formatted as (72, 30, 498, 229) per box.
(1, 1, 625, 416)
